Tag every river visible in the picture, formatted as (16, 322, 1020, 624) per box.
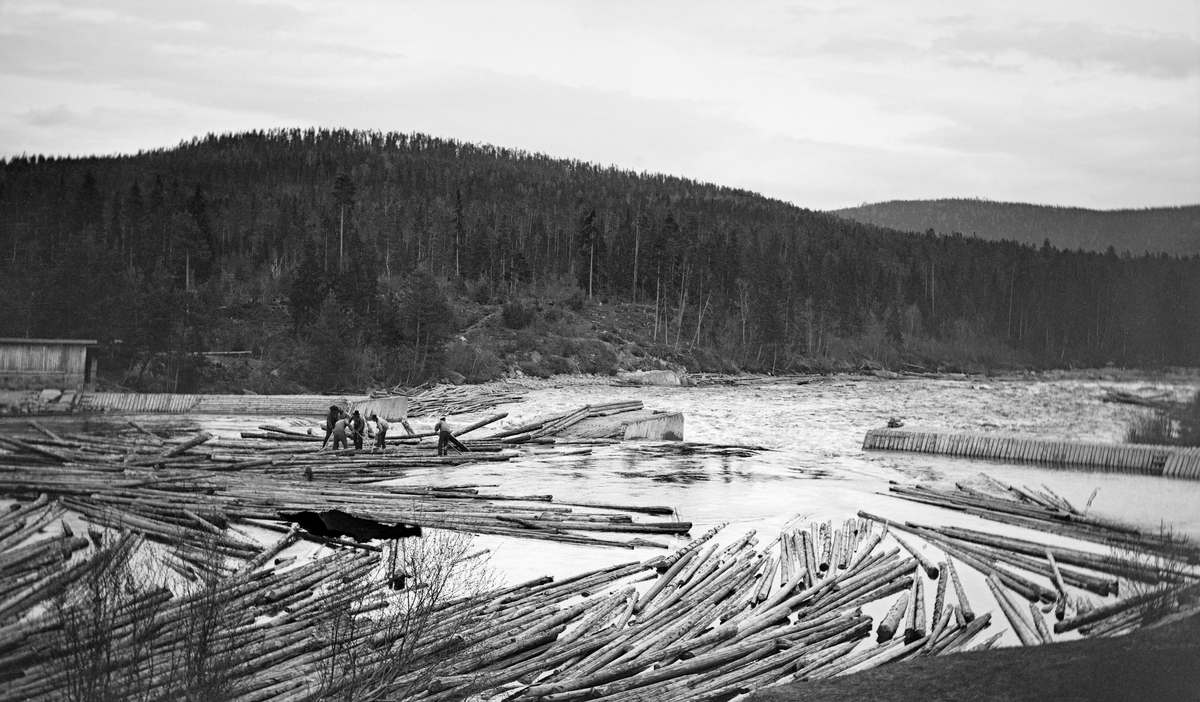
(368, 376, 1200, 588)
(6, 374, 1198, 648)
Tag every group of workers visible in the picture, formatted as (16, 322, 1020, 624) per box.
(320, 405, 468, 456)
(321, 406, 383, 451)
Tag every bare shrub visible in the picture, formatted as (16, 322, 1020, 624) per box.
(156, 538, 251, 701)
(1104, 527, 1200, 625)
(50, 527, 253, 702)
(51, 532, 165, 702)
(315, 530, 497, 700)
(501, 300, 536, 330)
(1125, 411, 1176, 445)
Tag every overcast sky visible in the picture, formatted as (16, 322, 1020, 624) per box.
(1, 1, 1197, 210)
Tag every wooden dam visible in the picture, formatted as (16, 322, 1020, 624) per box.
(863, 428, 1200, 480)
(75, 392, 371, 415)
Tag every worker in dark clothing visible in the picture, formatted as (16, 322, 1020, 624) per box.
(331, 416, 351, 450)
(350, 410, 366, 450)
(370, 412, 390, 450)
(321, 405, 346, 449)
(434, 416, 469, 456)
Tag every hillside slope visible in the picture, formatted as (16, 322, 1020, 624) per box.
(1, 130, 1198, 394)
(831, 199, 1200, 255)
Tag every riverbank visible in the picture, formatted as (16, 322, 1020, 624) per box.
(747, 607, 1200, 702)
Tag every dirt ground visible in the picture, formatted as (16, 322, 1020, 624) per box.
(746, 610, 1200, 702)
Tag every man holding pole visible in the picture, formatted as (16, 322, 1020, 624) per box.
(350, 410, 366, 450)
(370, 412, 389, 450)
(434, 416, 469, 456)
(321, 405, 346, 449)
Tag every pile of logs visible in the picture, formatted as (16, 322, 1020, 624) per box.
(0, 422, 689, 552)
(687, 374, 818, 387)
(2, 408, 630, 483)
(483, 401, 646, 443)
(863, 473, 1200, 643)
(374, 384, 529, 418)
(0, 515, 993, 702)
(2, 478, 1197, 702)
(5, 405, 1200, 702)
(1100, 388, 1177, 411)
(883, 474, 1200, 568)
(246, 400, 649, 452)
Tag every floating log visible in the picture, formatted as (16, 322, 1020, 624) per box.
(930, 611, 992, 656)
(891, 531, 940, 579)
(903, 568, 926, 643)
(944, 558, 975, 623)
(877, 591, 909, 643)
(921, 603, 956, 654)
(161, 432, 214, 458)
(1047, 550, 1069, 620)
(1030, 601, 1054, 644)
(986, 574, 1040, 646)
(453, 412, 508, 437)
(1054, 583, 1200, 634)
(932, 560, 948, 626)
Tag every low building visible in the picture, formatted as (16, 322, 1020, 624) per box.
(0, 338, 98, 389)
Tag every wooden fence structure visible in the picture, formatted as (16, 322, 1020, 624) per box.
(76, 392, 368, 415)
(862, 428, 1200, 480)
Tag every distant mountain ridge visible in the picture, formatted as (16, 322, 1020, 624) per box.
(830, 199, 1200, 256)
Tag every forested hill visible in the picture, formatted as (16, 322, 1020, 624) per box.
(831, 199, 1200, 256)
(1, 129, 1197, 393)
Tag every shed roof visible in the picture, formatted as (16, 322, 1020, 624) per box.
(0, 338, 98, 345)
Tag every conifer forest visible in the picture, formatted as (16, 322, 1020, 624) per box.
(1, 129, 1196, 392)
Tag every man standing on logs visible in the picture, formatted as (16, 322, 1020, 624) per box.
(321, 405, 346, 449)
(435, 416, 469, 456)
(370, 412, 389, 450)
(330, 415, 351, 450)
(350, 410, 366, 450)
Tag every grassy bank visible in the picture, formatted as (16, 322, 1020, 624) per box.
(747, 608, 1200, 702)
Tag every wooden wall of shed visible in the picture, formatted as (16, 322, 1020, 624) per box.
(0, 343, 89, 388)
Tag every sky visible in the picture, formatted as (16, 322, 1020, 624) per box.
(0, 0, 1197, 211)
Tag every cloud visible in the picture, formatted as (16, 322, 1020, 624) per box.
(0, 0, 1196, 210)
(21, 104, 75, 127)
(934, 21, 1200, 78)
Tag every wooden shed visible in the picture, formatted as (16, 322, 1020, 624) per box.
(0, 338, 97, 389)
